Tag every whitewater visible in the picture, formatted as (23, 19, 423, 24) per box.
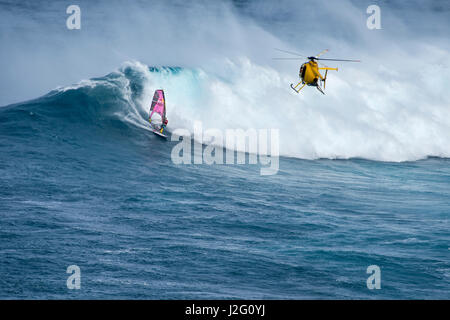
(2, 0, 448, 162)
(52, 52, 450, 162)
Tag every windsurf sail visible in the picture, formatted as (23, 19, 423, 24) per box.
(148, 89, 166, 126)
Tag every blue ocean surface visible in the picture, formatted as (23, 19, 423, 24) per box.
(0, 64, 449, 299)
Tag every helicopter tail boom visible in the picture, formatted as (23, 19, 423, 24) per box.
(319, 67, 338, 71)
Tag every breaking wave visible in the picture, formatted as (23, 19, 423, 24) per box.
(1, 0, 449, 161)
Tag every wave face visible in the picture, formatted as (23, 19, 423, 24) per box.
(1, 0, 449, 161)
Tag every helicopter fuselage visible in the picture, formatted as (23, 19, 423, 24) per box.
(292, 61, 338, 94)
(276, 47, 359, 94)
(300, 61, 323, 86)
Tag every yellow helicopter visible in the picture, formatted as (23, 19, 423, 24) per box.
(274, 48, 360, 94)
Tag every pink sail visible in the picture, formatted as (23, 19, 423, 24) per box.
(148, 89, 166, 122)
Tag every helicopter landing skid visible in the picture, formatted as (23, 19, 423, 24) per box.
(290, 82, 306, 94)
(316, 85, 325, 95)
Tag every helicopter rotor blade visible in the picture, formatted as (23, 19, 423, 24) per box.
(273, 48, 307, 58)
(272, 58, 304, 60)
(315, 49, 329, 58)
(316, 58, 361, 62)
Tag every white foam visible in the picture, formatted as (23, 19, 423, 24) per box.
(51, 51, 450, 163)
(128, 52, 450, 162)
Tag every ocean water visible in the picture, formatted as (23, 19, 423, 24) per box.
(1, 0, 449, 299)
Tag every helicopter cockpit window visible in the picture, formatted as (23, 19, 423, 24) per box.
(300, 64, 306, 78)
